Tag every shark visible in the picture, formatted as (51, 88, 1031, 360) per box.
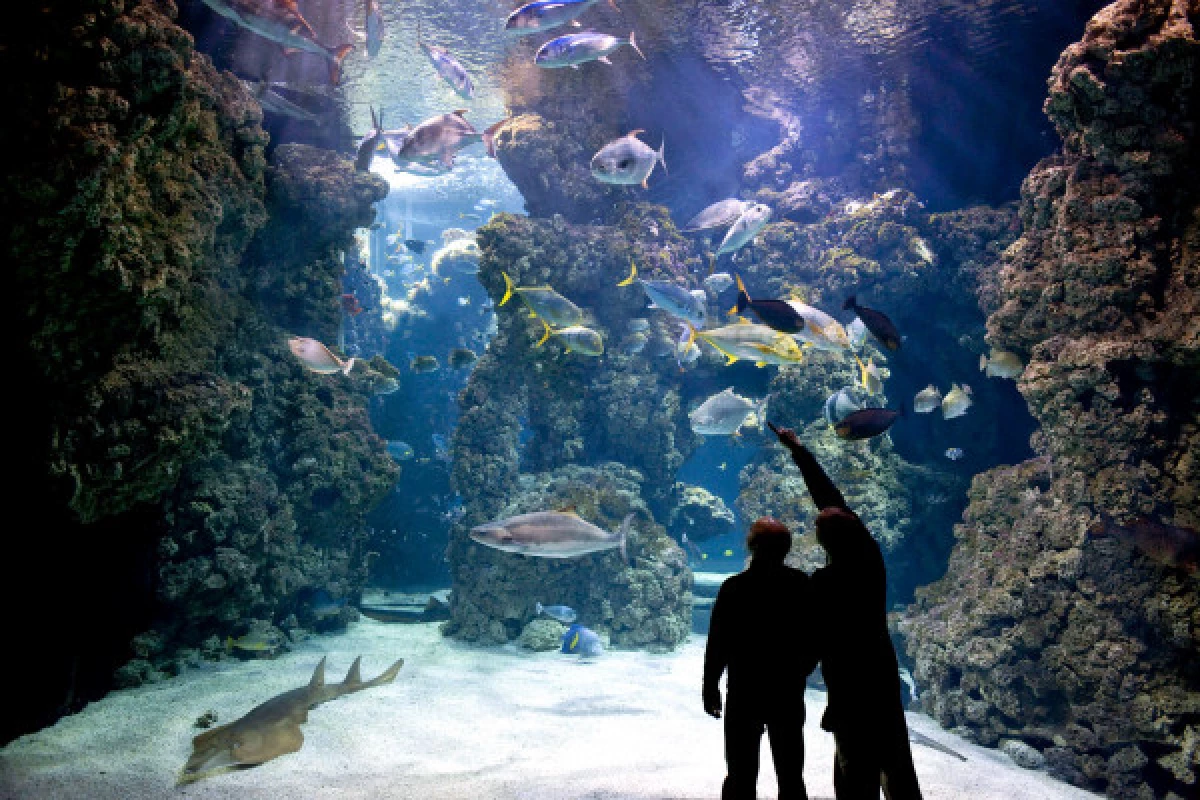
(182, 655, 404, 780)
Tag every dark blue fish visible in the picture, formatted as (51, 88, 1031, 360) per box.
(561, 624, 604, 656)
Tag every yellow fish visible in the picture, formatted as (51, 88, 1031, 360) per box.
(723, 549, 734, 557)
(855, 355, 883, 395)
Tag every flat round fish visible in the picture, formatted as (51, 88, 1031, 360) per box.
(684, 198, 747, 232)
(690, 388, 764, 435)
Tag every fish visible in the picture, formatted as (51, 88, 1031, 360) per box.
(732, 275, 848, 351)
(355, 106, 387, 172)
(373, 376, 401, 395)
(386, 441, 415, 461)
(689, 388, 767, 437)
(824, 386, 862, 425)
(410, 355, 440, 373)
(843, 295, 902, 351)
(365, 0, 385, 58)
(457, 297, 471, 306)
(834, 407, 904, 440)
(945, 447, 965, 460)
(536, 602, 578, 624)
(910, 237, 936, 265)
(713, 204, 771, 266)
(418, 23, 474, 99)
(470, 511, 633, 560)
(628, 318, 650, 332)
(683, 198, 748, 232)
(846, 317, 868, 349)
(243, 81, 323, 125)
(703, 272, 734, 294)
(620, 331, 648, 354)
(908, 730, 967, 762)
(460, 212, 485, 222)
(404, 239, 428, 254)
(561, 624, 604, 657)
(941, 383, 973, 419)
(535, 31, 644, 68)
(448, 348, 478, 369)
(723, 549, 734, 557)
(617, 261, 705, 327)
(182, 657, 404, 779)
(199, 0, 354, 85)
(389, 111, 505, 169)
(980, 348, 1024, 379)
(305, 588, 348, 620)
(340, 293, 364, 315)
(225, 630, 283, 656)
(432, 433, 450, 461)
(913, 385, 942, 413)
(590, 131, 666, 189)
(855, 355, 883, 395)
(1089, 514, 1200, 573)
(506, 0, 617, 35)
(500, 272, 586, 327)
(288, 337, 356, 375)
(536, 321, 604, 356)
(684, 321, 806, 367)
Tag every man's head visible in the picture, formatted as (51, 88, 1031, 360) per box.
(815, 507, 861, 562)
(747, 516, 792, 564)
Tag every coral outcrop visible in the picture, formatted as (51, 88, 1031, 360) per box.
(906, 2, 1200, 797)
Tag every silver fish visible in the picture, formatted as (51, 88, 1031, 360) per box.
(470, 511, 632, 560)
(535, 30, 644, 68)
(538, 323, 604, 356)
(690, 388, 767, 437)
(243, 81, 323, 125)
(846, 317, 868, 349)
(941, 383, 973, 419)
(980, 349, 1023, 379)
(703, 272, 734, 294)
(590, 130, 666, 189)
(199, 0, 354, 85)
(913, 385, 942, 413)
(683, 198, 747, 232)
(390, 110, 504, 168)
(617, 261, 705, 327)
(716, 204, 771, 259)
(288, 337, 356, 375)
(418, 24, 474, 99)
(824, 386, 862, 425)
(506, 0, 616, 35)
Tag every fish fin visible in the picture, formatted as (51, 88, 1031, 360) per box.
(500, 272, 514, 306)
(598, 56, 612, 65)
(535, 320, 552, 347)
(628, 30, 645, 60)
(441, 152, 455, 168)
(328, 44, 354, 85)
(657, 137, 667, 175)
(723, 353, 738, 366)
(344, 656, 363, 687)
(754, 361, 767, 368)
(641, 175, 649, 189)
(452, 109, 469, 117)
(617, 260, 637, 287)
(536, 602, 544, 614)
(483, 116, 508, 158)
(528, 309, 538, 318)
(309, 656, 327, 689)
(341, 357, 357, 376)
(617, 513, 633, 564)
(556, 504, 578, 515)
(734, 273, 750, 314)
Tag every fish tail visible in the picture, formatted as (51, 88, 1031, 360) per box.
(617, 260, 637, 287)
(341, 357, 357, 376)
(617, 513, 634, 564)
(535, 319, 552, 347)
(657, 137, 667, 175)
(328, 44, 354, 85)
(733, 273, 750, 314)
(842, 294, 857, 311)
(482, 116, 508, 159)
(628, 30, 645, 60)
(500, 271, 514, 305)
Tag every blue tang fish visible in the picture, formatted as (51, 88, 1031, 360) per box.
(561, 624, 604, 656)
(536, 602, 578, 624)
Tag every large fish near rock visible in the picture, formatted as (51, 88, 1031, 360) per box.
(617, 261, 706, 327)
(470, 511, 633, 560)
(690, 388, 767, 437)
(712, 203, 771, 267)
(684, 321, 805, 367)
(590, 131, 666, 188)
(389, 110, 505, 168)
(732, 275, 849, 352)
(683, 198, 747, 232)
(288, 336, 356, 375)
(500, 272, 586, 327)
(535, 30, 644, 68)
(199, 0, 354, 84)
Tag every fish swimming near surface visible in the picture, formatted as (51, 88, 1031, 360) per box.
(536, 602, 578, 624)
(536, 321, 604, 356)
(387, 441, 415, 461)
(713, 204, 771, 268)
(689, 388, 767, 437)
(617, 261, 706, 328)
(535, 30, 644, 68)
(824, 386, 862, 425)
(418, 23, 474, 99)
(704, 272, 735, 295)
(855, 355, 883, 395)
(913, 385, 942, 413)
(364, 0, 385, 57)
(199, 0, 354, 85)
(683, 198, 748, 233)
(941, 383, 973, 419)
(506, 0, 617, 35)
(288, 337, 356, 375)
(1089, 514, 1200, 573)
(834, 406, 904, 440)
(389, 110, 505, 168)
(683, 321, 806, 367)
(590, 131, 666, 189)
(980, 348, 1024, 379)
(500, 272, 587, 327)
(470, 510, 633, 560)
(843, 295, 902, 351)
(732, 275, 848, 351)
(182, 656, 404, 780)
(561, 624, 604, 657)
(243, 81, 323, 125)
(410, 355, 440, 373)
(448, 348, 478, 369)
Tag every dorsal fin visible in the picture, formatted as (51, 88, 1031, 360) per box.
(344, 656, 362, 686)
(627, 129, 645, 138)
(309, 656, 327, 689)
(453, 109, 469, 117)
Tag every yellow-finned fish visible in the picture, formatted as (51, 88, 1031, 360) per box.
(855, 355, 883, 395)
(499, 272, 586, 328)
(683, 321, 805, 367)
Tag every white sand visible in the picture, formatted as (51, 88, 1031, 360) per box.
(0, 620, 1100, 799)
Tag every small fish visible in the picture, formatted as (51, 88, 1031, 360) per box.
(846, 317, 868, 349)
(417, 23, 474, 99)
(500, 272, 587, 327)
(1089, 514, 1200, 573)
(305, 588, 348, 620)
(843, 295, 902, 351)
(340, 293, 365, 315)
(618, 261, 705, 328)
(945, 447, 965, 460)
(411, 355, 440, 373)
(457, 296, 471, 306)
(404, 239, 428, 254)
(913, 385, 942, 413)
(561, 624, 604, 657)
(373, 376, 400, 395)
(365, 0, 385, 58)
(824, 386, 862, 425)
(386, 441, 415, 461)
(459, 212, 484, 222)
(506, 0, 617, 35)
(288, 336, 356, 375)
(717, 462, 727, 471)
(911, 237, 935, 264)
(703, 272, 734, 294)
(590, 130, 666, 189)
(536, 602, 578, 624)
(980, 349, 1024, 379)
(722, 549, 734, 557)
(689, 388, 767, 437)
(834, 407, 904, 440)
(714, 204, 771, 265)
(244, 81, 323, 125)
(535, 31, 644, 69)
(448, 348, 478, 369)
(683, 198, 747, 233)
(628, 318, 650, 332)
(941, 384, 973, 419)
(225, 630, 282, 655)
(855, 355, 884, 395)
(620, 331, 649, 354)
(537, 321, 604, 356)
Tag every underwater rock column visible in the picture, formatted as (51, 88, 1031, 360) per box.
(906, 2, 1200, 797)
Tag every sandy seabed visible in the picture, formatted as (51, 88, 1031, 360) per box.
(0, 619, 1099, 800)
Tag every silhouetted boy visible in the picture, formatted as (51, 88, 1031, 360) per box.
(704, 516, 817, 800)
(769, 421, 923, 800)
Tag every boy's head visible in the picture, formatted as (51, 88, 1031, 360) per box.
(747, 516, 792, 563)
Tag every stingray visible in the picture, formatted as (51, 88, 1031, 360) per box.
(182, 655, 404, 781)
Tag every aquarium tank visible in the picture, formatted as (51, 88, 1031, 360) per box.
(2, 0, 1198, 798)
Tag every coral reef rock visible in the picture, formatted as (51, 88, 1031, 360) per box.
(668, 484, 735, 543)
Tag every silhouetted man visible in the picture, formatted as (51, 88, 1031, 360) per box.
(769, 421, 923, 800)
(703, 516, 817, 800)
